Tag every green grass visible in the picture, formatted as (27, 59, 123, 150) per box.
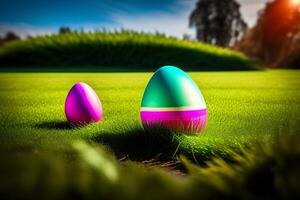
(0, 31, 258, 71)
(0, 70, 299, 162)
(0, 70, 300, 199)
(1, 128, 300, 199)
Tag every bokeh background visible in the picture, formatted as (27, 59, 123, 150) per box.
(1, 0, 299, 69)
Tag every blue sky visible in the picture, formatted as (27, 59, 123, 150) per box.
(0, 0, 268, 38)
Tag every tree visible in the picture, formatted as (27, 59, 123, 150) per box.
(235, 0, 300, 68)
(4, 31, 20, 42)
(189, 0, 247, 47)
(59, 26, 71, 34)
(0, 31, 20, 45)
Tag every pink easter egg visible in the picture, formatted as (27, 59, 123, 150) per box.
(65, 82, 102, 124)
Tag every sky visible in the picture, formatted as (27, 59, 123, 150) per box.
(0, 0, 269, 38)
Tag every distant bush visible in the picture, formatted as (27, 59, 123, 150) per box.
(0, 31, 258, 71)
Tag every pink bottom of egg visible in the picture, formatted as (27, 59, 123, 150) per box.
(65, 82, 102, 124)
(141, 109, 207, 134)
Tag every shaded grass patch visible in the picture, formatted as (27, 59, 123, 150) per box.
(35, 120, 76, 130)
(91, 126, 181, 161)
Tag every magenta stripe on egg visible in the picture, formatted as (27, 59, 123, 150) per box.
(141, 109, 207, 133)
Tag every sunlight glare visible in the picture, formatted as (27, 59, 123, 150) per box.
(291, 0, 300, 6)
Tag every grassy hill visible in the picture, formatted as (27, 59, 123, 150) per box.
(0, 31, 258, 71)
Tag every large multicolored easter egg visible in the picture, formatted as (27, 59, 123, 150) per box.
(140, 66, 207, 134)
(65, 82, 102, 124)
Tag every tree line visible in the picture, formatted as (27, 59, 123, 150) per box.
(190, 0, 300, 68)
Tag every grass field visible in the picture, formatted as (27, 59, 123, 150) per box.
(1, 70, 299, 162)
(0, 69, 300, 199)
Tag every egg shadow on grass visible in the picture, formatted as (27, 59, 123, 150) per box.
(35, 121, 82, 130)
(91, 125, 238, 168)
(91, 126, 182, 161)
(90, 126, 215, 169)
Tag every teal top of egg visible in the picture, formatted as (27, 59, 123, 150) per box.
(141, 66, 205, 108)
